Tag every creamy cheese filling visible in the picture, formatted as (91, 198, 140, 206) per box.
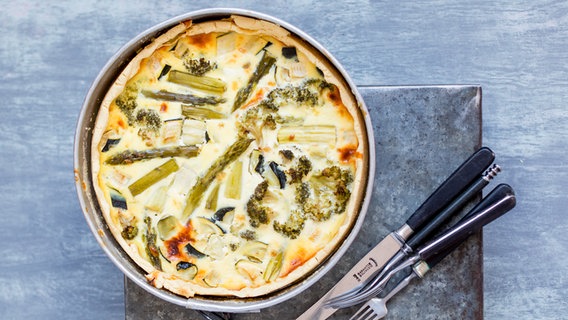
(94, 17, 363, 297)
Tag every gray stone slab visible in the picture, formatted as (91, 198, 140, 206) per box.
(125, 85, 483, 319)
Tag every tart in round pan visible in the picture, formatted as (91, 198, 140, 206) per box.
(91, 15, 368, 298)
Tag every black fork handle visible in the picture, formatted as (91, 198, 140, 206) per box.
(418, 184, 516, 267)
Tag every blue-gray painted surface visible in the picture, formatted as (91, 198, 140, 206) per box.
(1, 1, 567, 319)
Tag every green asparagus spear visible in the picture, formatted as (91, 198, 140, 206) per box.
(105, 146, 200, 165)
(144, 217, 162, 270)
(224, 160, 243, 199)
(142, 89, 225, 105)
(181, 105, 227, 120)
(232, 51, 276, 111)
(204, 183, 220, 211)
(128, 159, 179, 196)
(167, 70, 226, 95)
(182, 137, 254, 220)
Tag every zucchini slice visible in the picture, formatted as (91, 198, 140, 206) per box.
(203, 271, 221, 287)
(235, 259, 263, 281)
(185, 243, 207, 259)
(176, 261, 198, 280)
(157, 215, 180, 240)
(241, 240, 268, 263)
(192, 216, 225, 236)
(212, 207, 235, 223)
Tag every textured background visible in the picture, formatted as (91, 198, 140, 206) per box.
(1, 1, 567, 319)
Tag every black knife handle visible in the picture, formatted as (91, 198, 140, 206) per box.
(406, 163, 501, 250)
(405, 147, 495, 232)
(461, 176, 509, 221)
(418, 184, 516, 266)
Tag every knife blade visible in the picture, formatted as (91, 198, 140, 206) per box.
(296, 147, 495, 320)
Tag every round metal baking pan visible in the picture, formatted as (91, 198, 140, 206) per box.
(74, 8, 376, 313)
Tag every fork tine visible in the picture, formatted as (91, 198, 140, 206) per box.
(350, 303, 381, 320)
(349, 304, 371, 320)
(363, 311, 378, 320)
(363, 310, 379, 320)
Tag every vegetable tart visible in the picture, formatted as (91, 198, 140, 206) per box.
(91, 15, 368, 298)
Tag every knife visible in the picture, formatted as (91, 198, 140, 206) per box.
(348, 184, 516, 320)
(325, 162, 501, 307)
(337, 183, 517, 309)
(296, 147, 495, 320)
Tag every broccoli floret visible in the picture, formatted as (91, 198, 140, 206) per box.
(321, 165, 354, 184)
(236, 78, 333, 142)
(279, 149, 295, 161)
(305, 78, 335, 92)
(121, 225, 138, 240)
(246, 181, 274, 227)
(296, 182, 332, 221)
(246, 200, 270, 228)
(135, 108, 161, 130)
(263, 114, 277, 130)
(259, 85, 315, 110)
(251, 179, 269, 201)
(294, 166, 354, 221)
(296, 182, 310, 204)
(135, 108, 162, 141)
(294, 86, 319, 106)
(183, 57, 217, 76)
(273, 210, 305, 239)
(258, 78, 330, 111)
(237, 105, 277, 142)
(114, 83, 139, 124)
(287, 156, 312, 184)
(326, 166, 353, 215)
(114, 81, 162, 142)
(333, 181, 351, 213)
(239, 229, 257, 241)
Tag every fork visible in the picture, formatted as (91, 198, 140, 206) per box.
(349, 270, 417, 320)
(344, 183, 516, 313)
(325, 162, 501, 309)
